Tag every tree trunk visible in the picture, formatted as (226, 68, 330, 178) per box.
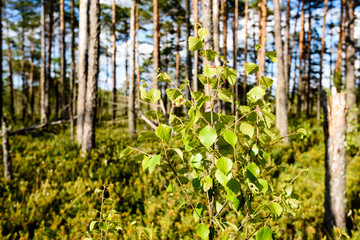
(317, 0, 328, 123)
(40, 0, 47, 123)
(306, 7, 312, 117)
(175, 22, 181, 86)
(136, 2, 140, 104)
(152, 0, 160, 90)
(231, 0, 238, 115)
(192, 0, 199, 92)
(185, 0, 192, 100)
(128, 0, 136, 135)
(112, 0, 117, 125)
(242, 0, 248, 104)
(82, 0, 100, 154)
(30, 33, 35, 119)
(257, 0, 267, 79)
(0, 0, 2, 122)
(46, 0, 54, 119)
(202, 0, 213, 111)
(21, 11, 28, 122)
(2, 117, 11, 180)
(60, 0, 67, 119)
(213, 0, 220, 67)
(76, 0, 89, 144)
(323, 87, 347, 231)
(345, 0, 356, 132)
(284, 0, 290, 96)
(297, 0, 305, 117)
(273, 0, 289, 140)
(70, 0, 76, 141)
(334, 0, 345, 91)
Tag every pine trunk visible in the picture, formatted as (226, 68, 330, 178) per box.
(317, 0, 328, 122)
(21, 13, 27, 122)
(46, 0, 54, 119)
(82, 0, 100, 154)
(2, 117, 12, 180)
(257, 0, 267, 79)
(334, 0, 345, 90)
(297, 0, 305, 117)
(60, 0, 67, 119)
(192, 0, 199, 92)
(128, 0, 136, 135)
(284, 0, 290, 96)
(232, 0, 238, 115)
(112, 0, 117, 125)
(345, 0, 356, 132)
(30, 34, 35, 119)
(152, 0, 159, 90)
(306, 8, 312, 117)
(70, 0, 76, 141)
(185, 0, 192, 100)
(274, 0, 289, 140)
(40, 0, 47, 123)
(76, 0, 89, 144)
(242, 0, 248, 104)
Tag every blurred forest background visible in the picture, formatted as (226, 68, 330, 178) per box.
(0, 0, 360, 239)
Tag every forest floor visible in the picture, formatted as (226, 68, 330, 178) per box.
(0, 119, 359, 239)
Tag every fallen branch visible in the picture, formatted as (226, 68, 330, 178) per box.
(8, 119, 71, 136)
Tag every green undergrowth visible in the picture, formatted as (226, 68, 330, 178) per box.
(0, 120, 359, 239)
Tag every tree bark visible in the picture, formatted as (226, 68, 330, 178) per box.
(128, 0, 136, 135)
(40, 0, 47, 123)
(185, 0, 192, 100)
(257, 0, 267, 79)
(213, 0, 220, 68)
(334, 0, 345, 91)
(70, 0, 76, 141)
(317, 0, 328, 123)
(202, 0, 213, 111)
(192, 0, 199, 92)
(297, 0, 305, 117)
(21, 9, 28, 122)
(345, 0, 356, 132)
(112, 0, 117, 125)
(2, 117, 12, 180)
(60, 0, 67, 119)
(152, 0, 160, 90)
(242, 0, 248, 104)
(175, 22, 181, 86)
(30, 33, 35, 119)
(231, 0, 238, 115)
(46, 0, 54, 119)
(273, 0, 289, 140)
(284, 0, 290, 96)
(76, 0, 89, 144)
(0, 0, 2, 122)
(323, 87, 347, 231)
(306, 7, 312, 117)
(82, 0, 100, 154)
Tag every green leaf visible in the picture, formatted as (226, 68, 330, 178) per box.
(167, 148, 183, 161)
(215, 169, 229, 187)
(265, 51, 277, 63)
(204, 64, 217, 78)
(223, 130, 238, 147)
(120, 147, 133, 159)
(155, 124, 172, 144)
(192, 178, 202, 189)
(218, 88, 234, 103)
(166, 88, 182, 101)
(258, 179, 268, 193)
(296, 128, 307, 135)
(188, 36, 203, 51)
(256, 227, 273, 240)
(157, 72, 172, 83)
(200, 49, 218, 61)
(245, 62, 260, 75)
(247, 86, 266, 102)
(193, 203, 204, 222)
(197, 223, 210, 239)
(142, 156, 150, 171)
(198, 28, 209, 40)
(148, 155, 161, 173)
(217, 157, 233, 174)
(260, 76, 274, 89)
(222, 67, 237, 85)
(268, 202, 283, 218)
(238, 105, 252, 114)
(138, 131, 157, 141)
(148, 89, 161, 103)
(167, 182, 173, 193)
(240, 122, 254, 138)
(190, 153, 203, 169)
(255, 44, 262, 51)
(199, 125, 217, 148)
(203, 175, 213, 191)
(247, 162, 260, 179)
(140, 87, 150, 102)
(179, 176, 190, 184)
